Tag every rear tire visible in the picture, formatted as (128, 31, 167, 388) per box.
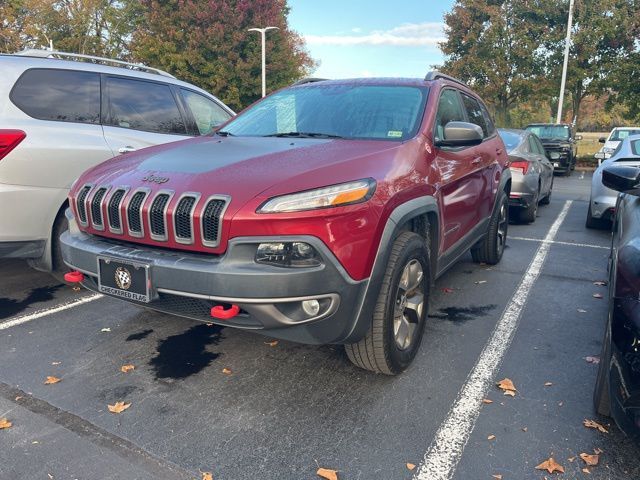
(593, 321, 612, 416)
(50, 210, 69, 283)
(471, 190, 508, 265)
(345, 231, 429, 375)
(540, 178, 552, 205)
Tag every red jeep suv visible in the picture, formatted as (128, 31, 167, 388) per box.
(61, 72, 510, 374)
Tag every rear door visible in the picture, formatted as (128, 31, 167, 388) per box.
(530, 135, 553, 193)
(101, 76, 191, 155)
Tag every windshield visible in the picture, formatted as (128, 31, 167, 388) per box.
(525, 125, 570, 140)
(611, 129, 640, 141)
(220, 84, 428, 141)
(498, 130, 523, 153)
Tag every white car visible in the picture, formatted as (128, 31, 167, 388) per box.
(587, 134, 640, 228)
(0, 50, 234, 279)
(596, 127, 640, 161)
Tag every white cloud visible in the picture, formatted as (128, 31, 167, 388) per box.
(305, 22, 445, 47)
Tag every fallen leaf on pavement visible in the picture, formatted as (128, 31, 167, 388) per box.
(594, 448, 603, 455)
(316, 467, 338, 480)
(577, 309, 588, 313)
(544, 382, 553, 387)
(0, 418, 12, 429)
(222, 368, 232, 375)
(535, 457, 565, 474)
(497, 378, 517, 396)
(441, 287, 454, 293)
(264, 340, 278, 347)
(593, 293, 603, 299)
(558, 401, 564, 407)
(107, 401, 131, 414)
(522, 427, 528, 432)
(584, 419, 608, 433)
(475, 280, 487, 284)
(120, 364, 135, 373)
(583, 468, 591, 474)
(44, 376, 61, 385)
(406, 463, 416, 471)
(482, 399, 493, 404)
(568, 457, 576, 463)
(594, 281, 607, 286)
(585, 356, 600, 364)
(14, 396, 22, 401)
(100, 328, 111, 332)
(51, 362, 61, 365)
(487, 435, 496, 440)
(579, 453, 599, 466)
(492, 475, 502, 480)
(201, 473, 213, 480)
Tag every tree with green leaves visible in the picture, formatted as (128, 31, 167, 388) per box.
(130, 0, 315, 111)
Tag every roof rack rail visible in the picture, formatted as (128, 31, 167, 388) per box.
(292, 77, 328, 86)
(424, 71, 467, 88)
(14, 49, 176, 79)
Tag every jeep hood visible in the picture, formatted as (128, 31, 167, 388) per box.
(76, 135, 401, 210)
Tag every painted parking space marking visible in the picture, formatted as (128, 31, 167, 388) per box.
(414, 200, 573, 480)
(510, 236, 609, 250)
(0, 293, 103, 331)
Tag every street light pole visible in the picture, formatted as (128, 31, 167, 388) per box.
(248, 26, 279, 98)
(556, 0, 575, 124)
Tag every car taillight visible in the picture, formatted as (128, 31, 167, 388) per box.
(0, 130, 26, 161)
(510, 161, 529, 175)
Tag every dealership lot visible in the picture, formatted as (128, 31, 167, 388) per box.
(1, 173, 639, 479)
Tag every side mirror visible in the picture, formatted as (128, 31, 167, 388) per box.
(547, 151, 561, 160)
(575, 135, 583, 141)
(599, 137, 607, 143)
(602, 165, 640, 196)
(436, 121, 483, 148)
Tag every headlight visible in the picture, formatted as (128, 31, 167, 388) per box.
(256, 242, 322, 268)
(257, 179, 376, 213)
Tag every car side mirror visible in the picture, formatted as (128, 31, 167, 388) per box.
(602, 165, 640, 196)
(547, 151, 560, 160)
(575, 135, 583, 141)
(599, 137, 606, 143)
(436, 121, 483, 148)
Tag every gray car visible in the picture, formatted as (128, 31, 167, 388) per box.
(587, 134, 640, 228)
(498, 129, 554, 223)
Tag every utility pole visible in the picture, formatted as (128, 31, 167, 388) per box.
(556, 0, 575, 124)
(248, 26, 279, 98)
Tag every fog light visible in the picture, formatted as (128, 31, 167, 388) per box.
(302, 299, 320, 317)
(256, 242, 322, 268)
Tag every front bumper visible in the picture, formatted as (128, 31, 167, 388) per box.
(60, 211, 369, 345)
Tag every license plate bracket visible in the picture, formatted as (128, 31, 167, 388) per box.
(98, 257, 151, 303)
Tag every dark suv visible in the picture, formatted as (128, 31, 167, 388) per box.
(61, 72, 511, 374)
(525, 123, 580, 175)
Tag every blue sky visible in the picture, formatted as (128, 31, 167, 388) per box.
(288, 0, 455, 79)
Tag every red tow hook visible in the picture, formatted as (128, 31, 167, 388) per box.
(210, 304, 240, 320)
(64, 270, 84, 283)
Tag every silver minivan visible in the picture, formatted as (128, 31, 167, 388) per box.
(0, 50, 234, 278)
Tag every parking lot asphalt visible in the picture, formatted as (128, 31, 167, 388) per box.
(1, 172, 639, 480)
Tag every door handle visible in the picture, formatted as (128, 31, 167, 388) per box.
(118, 146, 136, 154)
(471, 157, 482, 165)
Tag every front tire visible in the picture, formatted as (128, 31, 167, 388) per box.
(345, 232, 429, 375)
(518, 189, 539, 223)
(471, 190, 508, 265)
(593, 320, 612, 416)
(540, 177, 552, 205)
(50, 210, 69, 283)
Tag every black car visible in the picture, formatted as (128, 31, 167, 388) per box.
(593, 163, 640, 440)
(525, 123, 581, 176)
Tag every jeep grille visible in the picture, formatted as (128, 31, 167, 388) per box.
(127, 191, 147, 235)
(76, 186, 91, 225)
(90, 187, 107, 228)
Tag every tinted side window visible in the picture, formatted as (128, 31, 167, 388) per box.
(528, 136, 540, 155)
(479, 102, 496, 136)
(11, 69, 100, 124)
(461, 93, 488, 137)
(106, 77, 186, 135)
(435, 89, 465, 142)
(181, 89, 231, 135)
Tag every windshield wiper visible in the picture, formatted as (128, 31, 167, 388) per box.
(216, 130, 234, 137)
(264, 131, 344, 139)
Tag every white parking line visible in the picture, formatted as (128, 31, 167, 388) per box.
(0, 293, 103, 331)
(510, 236, 609, 250)
(414, 200, 573, 480)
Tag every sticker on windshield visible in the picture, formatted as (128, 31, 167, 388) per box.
(387, 130, 403, 138)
